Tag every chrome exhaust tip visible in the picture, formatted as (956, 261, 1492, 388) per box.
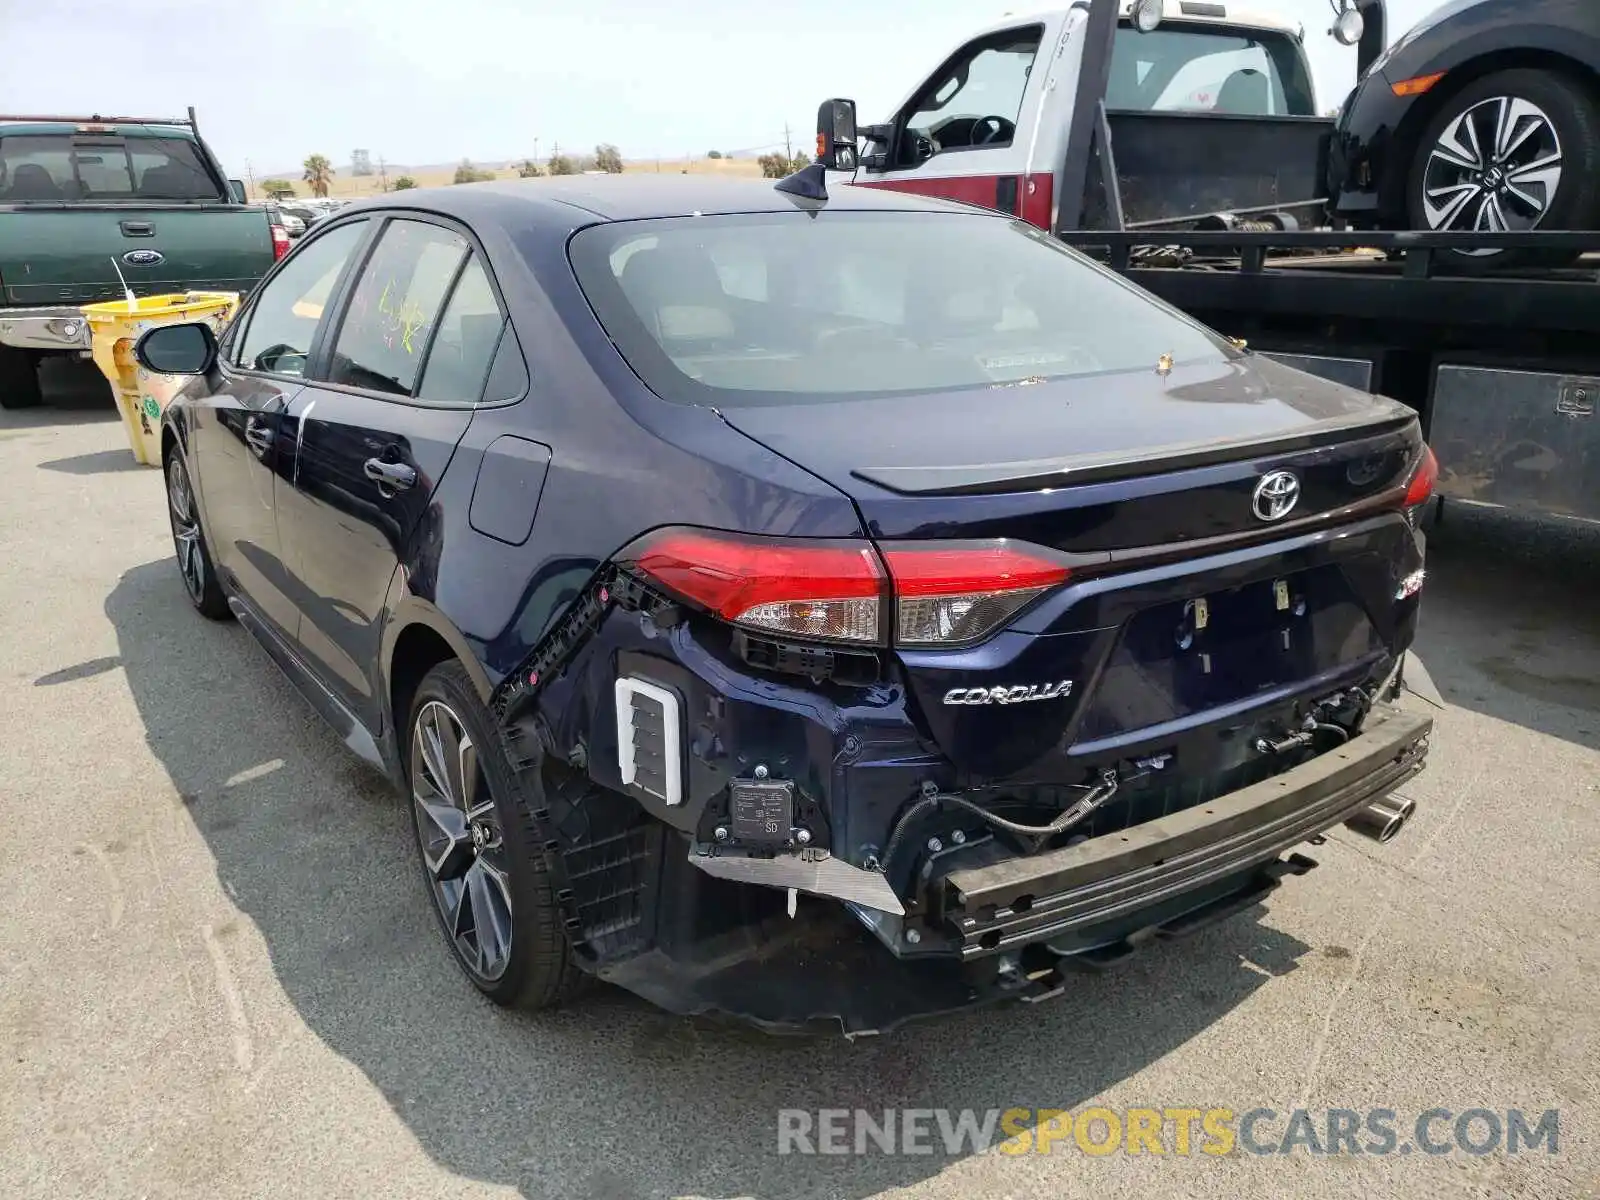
(1345, 795, 1416, 844)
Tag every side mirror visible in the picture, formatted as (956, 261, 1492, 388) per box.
(135, 322, 217, 375)
(816, 99, 858, 171)
(228, 178, 248, 204)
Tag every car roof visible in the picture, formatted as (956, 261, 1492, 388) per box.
(336, 175, 990, 225)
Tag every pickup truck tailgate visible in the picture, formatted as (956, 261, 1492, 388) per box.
(0, 207, 271, 305)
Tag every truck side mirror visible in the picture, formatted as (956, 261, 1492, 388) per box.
(816, 99, 858, 171)
(228, 178, 248, 203)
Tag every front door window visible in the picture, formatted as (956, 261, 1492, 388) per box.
(897, 27, 1043, 165)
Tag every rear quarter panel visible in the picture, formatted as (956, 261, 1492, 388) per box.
(377, 204, 863, 722)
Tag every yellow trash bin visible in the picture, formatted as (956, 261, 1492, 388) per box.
(82, 292, 241, 466)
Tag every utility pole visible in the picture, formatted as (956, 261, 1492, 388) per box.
(534, 137, 540, 165)
(783, 123, 792, 160)
(245, 159, 256, 199)
(378, 155, 389, 193)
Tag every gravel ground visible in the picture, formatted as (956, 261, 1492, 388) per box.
(2, 361, 1597, 1199)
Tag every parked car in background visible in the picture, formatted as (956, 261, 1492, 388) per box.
(1331, 0, 1600, 268)
(278, 203, 324, 233)
(273, 207, 307, 238)
(137, 177, 1434, 1032)
(0, 108, 285, 408)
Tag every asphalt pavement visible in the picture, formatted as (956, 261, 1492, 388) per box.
(2, 361, 1596, 1199)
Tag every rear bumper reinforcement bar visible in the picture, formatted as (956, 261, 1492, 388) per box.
(941, 707, 1432, 959)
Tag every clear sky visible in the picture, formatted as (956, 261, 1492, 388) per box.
(0, 0, 1445, 175)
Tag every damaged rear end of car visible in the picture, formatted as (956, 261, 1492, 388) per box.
(487, 204, 1436, 1034)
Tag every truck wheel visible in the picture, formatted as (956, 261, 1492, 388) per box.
(1407, 69, 1600, 272)
(0, 346, 44, 409)
(406, 660, 590, 1009)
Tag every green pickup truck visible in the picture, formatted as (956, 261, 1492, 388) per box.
(0, 109, 284, 408)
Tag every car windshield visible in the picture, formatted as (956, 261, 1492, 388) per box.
(0, 134, 222, 202)
(1106, 24, 1315, 116)
(568, 211, 1233, 407)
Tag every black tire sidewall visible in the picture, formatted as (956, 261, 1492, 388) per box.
(1408, 69, 1600, 266)
(164, 452, 231, 620)
(0, 346, 44, 409)
(404, 660, 579, 1007)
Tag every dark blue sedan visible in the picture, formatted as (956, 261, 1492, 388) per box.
(142, 175, 1435, 1032)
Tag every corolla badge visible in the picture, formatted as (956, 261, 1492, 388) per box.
(943, 680, 1073, 706)
(122, 249, 165, 267)
(1252, 470, 1301, 522)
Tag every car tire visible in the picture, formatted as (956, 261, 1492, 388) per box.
(0, 346, 44, 409)
(164, 451, 232, 620)
(406, 660, 590, 1009)
(1406, 68, 1600, 273)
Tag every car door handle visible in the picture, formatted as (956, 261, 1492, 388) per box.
(244, 420, 275, 457)
(364, 458, 417, 490)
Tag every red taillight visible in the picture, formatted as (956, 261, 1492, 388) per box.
(1404, 445, 1438, 508)
(271, 224, 290, 260)
(622, 528, 885, 643)
(880, 541, 1071, 646)
(620, 529, 1072, 648)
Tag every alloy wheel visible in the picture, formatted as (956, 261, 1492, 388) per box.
(167, 458, 206, 602)
(1422, 96, 1563, 252)
(411, 700, 514, 981)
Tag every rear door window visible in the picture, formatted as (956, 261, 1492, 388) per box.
(415, 255, 509, 404)
(326, 219, 469, 397)
(0, 134, 221, 201)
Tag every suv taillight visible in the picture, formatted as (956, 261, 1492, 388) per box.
(270, 223, 290, 260)
(619, 529, 1071, 648)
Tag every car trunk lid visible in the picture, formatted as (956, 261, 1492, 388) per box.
(717, 354, 1425, 779)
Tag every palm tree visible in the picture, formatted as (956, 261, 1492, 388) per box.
(303, 154, 334, 199)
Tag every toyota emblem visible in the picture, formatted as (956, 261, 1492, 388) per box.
(1252, 470, 1301, 522)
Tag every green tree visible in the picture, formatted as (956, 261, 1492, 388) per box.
(547, 147, 577, 176)
(392, 176, 418, 190)
(594, 144, 624, 173)
(453, 159, 496, 184)
(517, 159, 544, 178)
(757, 152, 794, 179)
(302, 154, 334, 198)
(260, 178, 294, 198)
(707, 149, 723, 159)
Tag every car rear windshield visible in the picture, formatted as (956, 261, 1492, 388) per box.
(1107, 25, 1315, 116)
(0, 134, 221, 202)
(568, 211, 1233, 407)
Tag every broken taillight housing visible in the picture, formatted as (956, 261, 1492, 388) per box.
(620, 528, 885, 643)
(619, 529, 1071, 648)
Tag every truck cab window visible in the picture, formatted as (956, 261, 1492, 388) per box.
(1106, 27, 1315, 117)
(0, 134, 222, 202)
(898, 27, 1043, 164)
